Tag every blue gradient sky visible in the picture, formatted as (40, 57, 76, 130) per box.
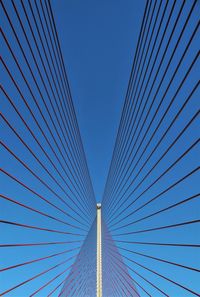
(51, 0, 145, 200)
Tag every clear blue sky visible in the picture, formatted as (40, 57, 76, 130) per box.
(51, 0, 145, 200)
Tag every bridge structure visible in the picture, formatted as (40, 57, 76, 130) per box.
(0, 0, 199, 296)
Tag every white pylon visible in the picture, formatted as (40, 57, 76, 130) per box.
(97, 203, 102, 297)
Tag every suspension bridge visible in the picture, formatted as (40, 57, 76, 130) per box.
(0, 0, 199, 296)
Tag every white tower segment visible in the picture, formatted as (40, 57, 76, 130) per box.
(96, 203, 102, 297)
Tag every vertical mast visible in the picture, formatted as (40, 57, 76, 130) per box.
(97, 203, 102, 297)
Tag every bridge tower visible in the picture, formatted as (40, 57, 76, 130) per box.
(96, 203, 102, 297)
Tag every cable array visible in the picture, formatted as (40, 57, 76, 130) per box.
(1, 0, 199, 296)
(102, 0, 199, 296)
(1, 0, 96, 295)
(59, 219, 97, 297)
